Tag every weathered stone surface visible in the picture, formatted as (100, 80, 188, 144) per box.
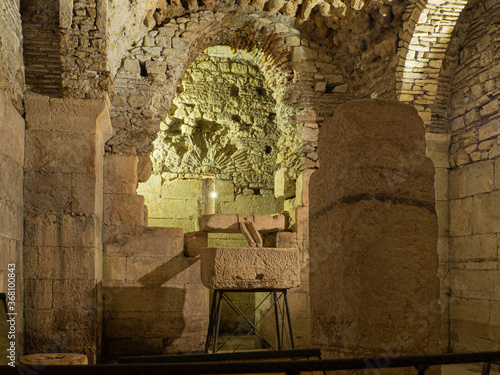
(472, 191, 500, 234)
(104, 154, 139, 195)
(104, 194, 145, 226)
(450, 234, 497, 265)
(198, 214, 285, 233)
(201, 247, 300, 289)
(184, 231, 208, 257)
(275, 167, 295, 199)
(311, 100, 435, 214)
(310, 100, 439, 365)
(20, 353, 88, 365)
(449, 160, 494, 199)
(450, 198, 473, 237)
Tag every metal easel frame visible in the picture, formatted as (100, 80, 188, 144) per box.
(204, 288, 295, 354)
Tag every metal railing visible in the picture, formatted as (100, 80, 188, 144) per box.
(1, 350, 500, 374)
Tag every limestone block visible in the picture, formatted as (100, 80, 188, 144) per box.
(60, 214, 98, 248)
(472, 191, 500, 234)
(292, 46, 318, 62)
(104, 154, 138, 194)
(489, 144, 500, 159)
(112, 227, 184, 257)
(275, 168, 295, 199)
(127, 94, 151, 108)
(450, 198, 473, 237)
(23, 172, 71, 212)
(25, 131, 96, 174)
(106, 287, 185, 312)
(104, 255, 126, 281)
(450, 234, 497, 264)
(123, 58, 140, 74)
(137, 155, 153, 183)
(201, 247, 300, 289)
(184, 231, 208, 257)
(295, 168, 315, 206)
(48, 98, 111, 139)
(52, 280, 96, 310)
(425, 133, 450, 168)
(24, 279, 53, 309)
(0, 96, 25, 165)
(214, 180, 235, 202)
(24, 214, 60, 247)
(72, 173, 98, 214)
(434, 167, 448, 201)
(479, 119, 500, 141)
(145, 60, 167, 75)
(198, 214, 285, 233)
(449, 160, 495, 199)
(157, 198, 199, 219)
(0, 154, 24, 206)
(104, 194, 145, 226)
(450, 270, 495, 300)
(298, 126, 319, 142)
(30, 246, 96, 280)
(20, 353, 88, 366)
(496, 159, 500, 189)
(162, 179, 202, 199)
(218, 194, 284, 216)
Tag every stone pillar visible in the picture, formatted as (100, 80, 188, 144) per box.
(23, 93, 112, 363)
(310, 99, 439, 373)
(0, 93, 25, 360)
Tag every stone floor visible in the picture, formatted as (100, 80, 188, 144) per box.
(442, 363, 499, 374)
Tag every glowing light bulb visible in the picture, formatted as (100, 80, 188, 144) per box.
(210, 191, 217, 198)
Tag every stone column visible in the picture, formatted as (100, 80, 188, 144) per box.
(23, 93, 112, 363)
(0, 93, 26, 360)
(310, 99, 439, 373)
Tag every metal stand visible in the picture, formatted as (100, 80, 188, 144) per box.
(204, 289, 295, 354)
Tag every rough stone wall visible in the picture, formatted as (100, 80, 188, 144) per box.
(443, 0, 500, 168)
(397, 0, 468, 130)
(21, 0, 110, 100)
(23, 94, 112, 363)
(310, 99, 439, 372)
(0, 0, 24, 111)
(61, 0, 110, 99)
(0, 92, 25, 360)
(152, 52, 280, 189)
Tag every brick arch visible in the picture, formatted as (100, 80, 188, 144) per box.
(396, 0, 468, 128)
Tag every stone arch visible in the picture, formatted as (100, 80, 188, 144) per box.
(396, 0, 468, 128)
(108, 7, 326, 176)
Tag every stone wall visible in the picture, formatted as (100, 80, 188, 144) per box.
(102, 154, 208, 357)
(152, 51, 280, 189)
(310, 100, 440, 371)
(443, 0, 500, 169)
(23, 94, 112, 363)
(434, 0, 500, 353)
(0, 1, 24, 360)
(1, 0, 24, 111)
(0, 92, 25, 360)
